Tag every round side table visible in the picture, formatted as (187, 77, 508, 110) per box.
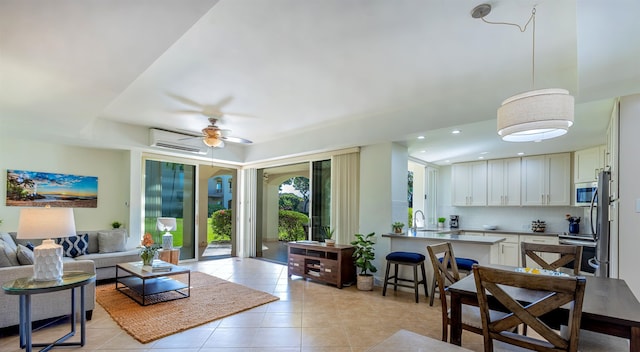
(2, 271, 95, 352)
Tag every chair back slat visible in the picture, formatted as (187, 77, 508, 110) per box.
(521, 242, 583, 276)
(472, 264, 586, 352)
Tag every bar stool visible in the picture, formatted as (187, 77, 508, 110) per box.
(382, 251, 429, 303)
(429, 256, 478, 306)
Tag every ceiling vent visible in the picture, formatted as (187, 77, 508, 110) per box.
(149, 128, 208, 154)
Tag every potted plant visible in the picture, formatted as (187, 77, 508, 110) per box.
(322, 226, 336, 246)
(437, 217, 446, 229)
(111, 221, 122, 229)
(391, 222, 404, 233)
(350, 232, 377, 291)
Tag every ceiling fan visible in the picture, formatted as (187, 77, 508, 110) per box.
(200, 116, 252, 148)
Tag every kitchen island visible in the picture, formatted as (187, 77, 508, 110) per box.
(381, 231, 506, 296)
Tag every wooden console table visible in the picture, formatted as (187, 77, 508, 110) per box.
(158, 248, 180, 264)
(287, 241, 355, 288)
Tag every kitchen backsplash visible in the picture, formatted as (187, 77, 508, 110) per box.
(439, 205, 588, 234)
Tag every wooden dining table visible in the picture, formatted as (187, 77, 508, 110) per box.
(447, 267, 640, 352)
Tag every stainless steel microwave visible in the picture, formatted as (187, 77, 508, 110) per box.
(575, 181, 597, 206)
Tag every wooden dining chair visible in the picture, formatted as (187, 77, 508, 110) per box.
(427, 242, 507, 342)
(520, 242, 583, 275)
(472, 264, 587, 352)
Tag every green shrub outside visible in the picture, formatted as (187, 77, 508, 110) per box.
(278, 210, 309, 241)
(211, 209, 232, 242)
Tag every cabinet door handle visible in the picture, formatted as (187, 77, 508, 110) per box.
(547, 194, 550, 204)
(541, 194, 544, 204)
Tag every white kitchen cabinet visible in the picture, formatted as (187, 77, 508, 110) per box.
(520, 235, 560, 268)
(451, 161, 487, 206)
(574, 145, 606, 183)
(498, 234, 520, 267)
(521, 153, 571, 206)
(487, 158, 521, 206)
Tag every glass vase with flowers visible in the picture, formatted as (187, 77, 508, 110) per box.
(140, 233, 159, 265)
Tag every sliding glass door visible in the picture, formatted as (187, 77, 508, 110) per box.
(144, 160, 196, 260)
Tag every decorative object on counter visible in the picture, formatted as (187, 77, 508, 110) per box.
(391, 222, 405, 234)
(140, 233, 159, 266)
(437, 217, 446, 229)
(350, 232, 377, 291)
(482, 224, 498, 230)
(111, 221, 122, 229)
(449, 215, 459, 228)
(531, 220, 546, 233)
(322, 226, 335, 246)
(565, 214, 581, 234)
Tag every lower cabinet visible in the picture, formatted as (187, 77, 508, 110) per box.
(287, 242, 355, 288)
(498, 234, 521, 267)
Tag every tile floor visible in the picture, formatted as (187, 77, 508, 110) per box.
(0, 258, 484, 351)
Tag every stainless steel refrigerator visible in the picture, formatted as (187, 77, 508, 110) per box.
(589, 170, 611, 277)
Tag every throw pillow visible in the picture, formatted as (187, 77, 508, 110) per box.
(97, 230, 127, 253)
(0, 239, 20, 267)
(0, 232, 17, 252)
(16, 244, 35, 265)
(57, 234, 89, 258)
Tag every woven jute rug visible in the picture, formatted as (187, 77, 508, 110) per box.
(96, 271, 279, 343)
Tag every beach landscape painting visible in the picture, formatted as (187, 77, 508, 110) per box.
(6, 169, 98, 208)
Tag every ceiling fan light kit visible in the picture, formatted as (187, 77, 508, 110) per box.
(472, 3, 575, 142)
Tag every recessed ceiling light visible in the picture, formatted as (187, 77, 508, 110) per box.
(478, 156, 484, 159)
(480, 151, 488, 155)
(417, 135, 425, 139)
(420, 150, 426, 153)
(451, 129, 461, 134)
(517, 152, 525, 156)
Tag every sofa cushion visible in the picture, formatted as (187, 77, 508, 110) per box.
(57, 234, 89, 258)
(97, 230, 127, 253)
(16, 244, 35, 265)
(1, 232, 17, 251)
(0, 239, 20, 267)
(86, 232, 99, 254)
(77, 249, 140, 268)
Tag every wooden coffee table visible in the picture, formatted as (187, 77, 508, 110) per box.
(115, 260, 190, 306)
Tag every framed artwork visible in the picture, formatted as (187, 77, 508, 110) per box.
(6, 169, 98, 208)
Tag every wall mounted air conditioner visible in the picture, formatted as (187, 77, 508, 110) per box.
(149, 128, 208, 154)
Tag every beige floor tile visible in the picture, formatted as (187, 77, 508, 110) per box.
(0, 258, 489, 351)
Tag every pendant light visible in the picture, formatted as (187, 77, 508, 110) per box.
(472, 4, 574, 142)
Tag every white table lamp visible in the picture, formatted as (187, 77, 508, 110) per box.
(17, 207, 76, 281)
(157, 217, 176, 249)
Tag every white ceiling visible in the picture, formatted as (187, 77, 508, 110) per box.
(1, 0, 639, 165)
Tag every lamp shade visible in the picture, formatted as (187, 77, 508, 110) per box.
(17, 207, 76, 240)
(17, 207, 76, 281)
(156, 217, 177, 232)
(497, 88, 574, 142)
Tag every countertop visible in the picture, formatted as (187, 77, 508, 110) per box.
(382, 231, 506, 245)
(413, 227, 561, 237)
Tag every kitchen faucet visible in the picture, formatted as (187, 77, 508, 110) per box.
(413, 210, 425, 231)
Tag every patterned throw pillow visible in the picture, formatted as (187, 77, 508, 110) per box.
(57, 234, 89, 258)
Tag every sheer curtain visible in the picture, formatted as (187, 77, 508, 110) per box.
(331, 152, 360, 245)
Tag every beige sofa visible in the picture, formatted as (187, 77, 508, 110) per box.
(1, 230, 141, 329)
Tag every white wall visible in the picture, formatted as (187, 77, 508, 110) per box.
(0, 137, 133, 245)
(618, 95, 640, 298)
(359, 142, 408, 282)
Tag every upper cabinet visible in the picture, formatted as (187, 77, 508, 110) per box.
(521, 153, 571, 206)
(487, 158, 521, 206)
(452, 161, 487, 206)
(574, 145, 606, 183)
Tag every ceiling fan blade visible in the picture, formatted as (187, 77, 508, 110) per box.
(167, 93, 203, 109)
(222, 135, 253, 144)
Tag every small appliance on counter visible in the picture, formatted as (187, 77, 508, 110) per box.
(449, 215, 459, 228)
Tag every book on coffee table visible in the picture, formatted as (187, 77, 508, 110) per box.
(142, 260, 173, 272)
